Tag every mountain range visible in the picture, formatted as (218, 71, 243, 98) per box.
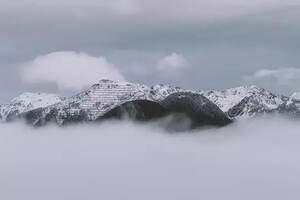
(1, 79, 300, 129)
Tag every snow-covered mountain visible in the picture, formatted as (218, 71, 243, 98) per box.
(20, 80, 230, 127)
(200, 86, 260, 113)
(0, 80, 192, 125)
(0, 92, 64, 121)
(201, 86, 291, 119)
(1, 80, 300, 126)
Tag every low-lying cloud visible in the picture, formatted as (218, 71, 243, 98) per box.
(1, 117, 300, 200)
(21, 51, 125, 90)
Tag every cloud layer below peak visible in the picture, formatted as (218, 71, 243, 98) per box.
(2, 117, 300, 200)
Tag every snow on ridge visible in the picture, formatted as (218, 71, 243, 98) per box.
(0, 92, 63, 121)
(200, 86, 257, 112)
(62, 79, 154, 120)
(200, 85, 286, 113)
(150, 84, 187, 101)
(11, 92, 63, 107)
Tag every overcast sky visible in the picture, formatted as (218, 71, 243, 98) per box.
(1, 0, 300, 102)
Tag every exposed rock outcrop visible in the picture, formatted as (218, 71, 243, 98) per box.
(161, 92, 231, 127)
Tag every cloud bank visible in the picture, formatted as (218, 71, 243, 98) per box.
(1, 117, 300, 200)
(21, 51, 125, 90)
(244, 67, 300, 86)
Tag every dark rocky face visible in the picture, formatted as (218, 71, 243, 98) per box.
(161, 92, 232, 128)
(99, 100, 169, 121)
(23, 107, 88, 126)
(21, 92, 232, 130)
(99, 95, 232, 131)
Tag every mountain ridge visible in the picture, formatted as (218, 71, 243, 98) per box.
(1, 80, 299, 127)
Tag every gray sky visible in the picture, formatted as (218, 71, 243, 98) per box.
(1, 0, 300, 102)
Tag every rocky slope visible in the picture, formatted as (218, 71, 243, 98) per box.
(161, 92, 231, 127)
(1, 80, 300, 127)
(0, 93, 64, 121)
(201, 86, 291, 119)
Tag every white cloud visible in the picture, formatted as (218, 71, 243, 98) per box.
(21, 51, 125, 90)
(156, 53, 188, 72)
(244, 67, 300, 85)
(107, 0, 139, 15)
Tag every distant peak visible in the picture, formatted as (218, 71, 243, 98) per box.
(290, 92, 300, 101)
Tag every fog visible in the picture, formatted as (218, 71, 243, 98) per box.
(1, 117, 300, 200)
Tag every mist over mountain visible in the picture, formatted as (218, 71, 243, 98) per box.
(2, 117, 300, 200)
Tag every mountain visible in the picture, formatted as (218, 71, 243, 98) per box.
(0, 80, 230, 128)
(1, 80, 300, 128)
(161, 92, 231, 127)
(201, 86, 291, 119)
(0, 92, 64, 121)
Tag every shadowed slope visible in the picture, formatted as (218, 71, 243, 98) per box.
(161, 92, 232, 127)
(100, 100, 169, 121)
